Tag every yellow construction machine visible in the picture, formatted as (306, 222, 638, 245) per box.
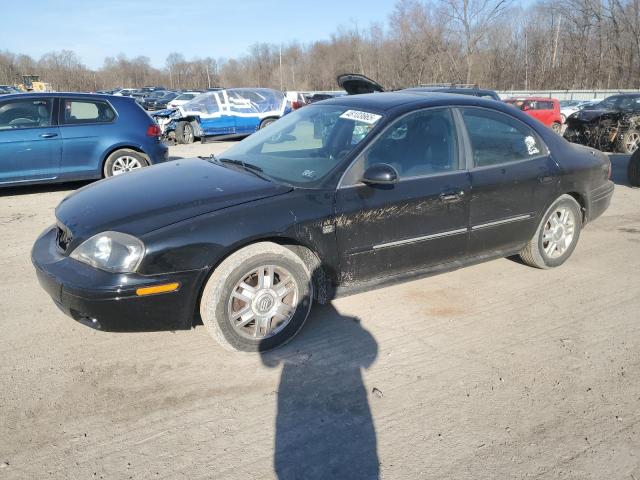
(17, 75, 53, 92)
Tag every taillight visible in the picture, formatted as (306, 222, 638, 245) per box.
(146, 124, 162, 137)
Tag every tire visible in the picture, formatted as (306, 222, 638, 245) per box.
(175, 121, 195, 144)
(628, 150, 640, 187)
(200, 242, 313, 352)
(103, 149, 149, 178)
(259, 117, 277, 129)
(561, 114, 566, 124)
(519, 194, 582, 269)
(619, 129, 640, 154)
(551, 122, 562, 134)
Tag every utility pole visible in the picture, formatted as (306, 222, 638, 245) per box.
(279, 44, 283, 91)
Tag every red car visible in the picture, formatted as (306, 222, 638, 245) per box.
(505, 97, 562, 134)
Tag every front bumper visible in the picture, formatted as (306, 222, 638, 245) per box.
(32, 226, 207, 332)
(586, 180, 614, 223)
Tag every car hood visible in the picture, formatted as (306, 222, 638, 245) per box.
(570, 108, 618, 123)
(56, 158, 292, 241)
(337, 73, 385, 95)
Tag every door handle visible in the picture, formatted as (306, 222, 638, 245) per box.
(439, 191, 465, 202)
(40, 133, 58, 139)
(537, 175, 553, 184)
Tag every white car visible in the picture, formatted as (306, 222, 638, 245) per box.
(560, 99, 599, 123)
(167, 91, 202, 109)
(112, 88, 138, 97)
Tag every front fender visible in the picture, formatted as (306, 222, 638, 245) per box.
(137, 190, 340, 283)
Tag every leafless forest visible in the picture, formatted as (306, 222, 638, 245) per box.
(2, 0, 640, 92)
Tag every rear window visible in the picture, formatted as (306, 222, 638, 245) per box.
(62, 100, 116, 124)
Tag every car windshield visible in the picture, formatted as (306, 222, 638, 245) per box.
(175, 93, 196, 101)
(220, 104, 383, 186)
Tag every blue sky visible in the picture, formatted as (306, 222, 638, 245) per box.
(0, 0, 395, 68)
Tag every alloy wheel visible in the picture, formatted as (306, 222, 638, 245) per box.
(542, 206, 576, 258)
(626, 132, 640, 153)
(112, 156, 142, 175)
(227, 265, 299, 340)
(184, 123, 194, 143)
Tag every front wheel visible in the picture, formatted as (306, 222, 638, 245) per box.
(103, 149, 149, 178)
(519, 194, 582, 269)
(259, 117, 277, 129)
(175, 121, 195, 144)
(200, 242, 313, 352)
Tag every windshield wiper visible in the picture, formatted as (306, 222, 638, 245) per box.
(198, 154, 271, 181)
(218, 157, 264, 172)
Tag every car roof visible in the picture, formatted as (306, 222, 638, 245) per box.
(506, 96, 556, 102)
(0, 92, 126, 101)
(318, 91, 506, 114)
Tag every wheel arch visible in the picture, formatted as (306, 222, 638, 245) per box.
(565, 191, 587, 224)
(191, 236, 333, 327)
(100, 145, 149, 177)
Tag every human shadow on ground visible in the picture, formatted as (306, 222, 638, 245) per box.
(260, 303, 379, 480)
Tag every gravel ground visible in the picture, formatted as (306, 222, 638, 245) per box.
(0, 145, 638, 479)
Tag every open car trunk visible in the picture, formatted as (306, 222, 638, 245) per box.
(337, 74, 385, 95)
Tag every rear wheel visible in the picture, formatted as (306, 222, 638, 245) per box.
(620, 130, 640, 154)
(519, 195, 582, 269)
(628, 150, 640, 186)
(175, 121, 195, 144)
(259, 117, 277, 129)
(200, 242, 313, 352)
(551, 122, 562, 134)
(103, 149, 149, 178)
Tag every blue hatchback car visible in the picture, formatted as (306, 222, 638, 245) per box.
(0, 92, 168, 187)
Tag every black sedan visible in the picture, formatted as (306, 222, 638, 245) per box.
(32, 92, 614, 351)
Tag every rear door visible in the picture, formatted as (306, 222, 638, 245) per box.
(335, 107, 470, 283)
(59, 98, 118, 178)
(0, 96, 61, 184)
(458, 106, 560, 255)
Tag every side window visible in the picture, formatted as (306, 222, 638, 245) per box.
(0, 98, 53, 130)
(461, 108, 546, 167)
(353, 108, 459, 182)
(63, 100, 115, 124)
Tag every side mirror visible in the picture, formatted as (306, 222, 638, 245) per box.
(362, 163, 398, 185)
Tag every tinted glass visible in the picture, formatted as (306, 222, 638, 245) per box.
(461, 108, 546, 167)
(357, 108, 459, 180)
(63, 100, 115, 124)
(0, 98, 52, 129)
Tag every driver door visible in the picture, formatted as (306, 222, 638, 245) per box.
(335, 107, 470, 285)
(0, 97, 61, 184)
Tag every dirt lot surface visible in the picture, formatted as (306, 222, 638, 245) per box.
(1, 145, 639, 479)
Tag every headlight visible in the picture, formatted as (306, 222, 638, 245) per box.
(70, 231, 145, 273)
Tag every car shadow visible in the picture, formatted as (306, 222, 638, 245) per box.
(0, 180, 92, 197)
(260, 303, 380, 480)
(607, 153, 632, 186)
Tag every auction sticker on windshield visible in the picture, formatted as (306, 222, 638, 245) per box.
(339, 110, 382, 124)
